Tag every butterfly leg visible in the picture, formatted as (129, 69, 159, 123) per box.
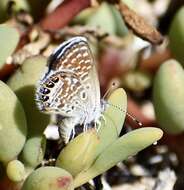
(95, 119, 102, 132)
(94, 114, 106, 132)
(71, 127, 76, 139)
(83, 123, 88, 132)
(100, 114, 106, 125)
(94, 121, 97, 130)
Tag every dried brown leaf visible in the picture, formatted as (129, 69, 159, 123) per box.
(118, 2, 164, 45)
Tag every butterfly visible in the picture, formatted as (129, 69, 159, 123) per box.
(36, 36, 105, 143)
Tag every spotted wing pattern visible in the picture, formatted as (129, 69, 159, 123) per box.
(36, 37, 100, 118)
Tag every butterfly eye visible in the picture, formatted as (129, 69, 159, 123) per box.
(52, 77, 59, 83)
(46, 81, 55, 88)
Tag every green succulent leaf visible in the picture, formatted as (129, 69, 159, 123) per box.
(56, 129, 99, 177)
(0, 80, 27, 163)
(6, 160, 25, 182)
(109, 5, 129, 37)
(22, 166, 74, 190)
(96, 88, 127, 156)
(74, 127, 163, 187)
(7, 56, 50, 137)
(57, 88, 126, 177)
(122, 70, 152, 92)
(169, 6, 184, 65)
(72, 8, 97, 25)
(20, 136, 46, 169)
(153, 59, 184, 134)
(0, 25, 19, 68)
(87, 2, 116, 35)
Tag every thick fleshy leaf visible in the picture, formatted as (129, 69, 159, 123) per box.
(72, 8, 96, 24)
(0, 80, 27, 163)
(20, 136, 46, 168)
(122, 70, 152, 92)
(7, 56, 50, 137)
(96, 88, 127, 156)
(56, 130, 99, 177)
(74, 127, 163, 187)
(0, 25, 19, 68)
(87, 2, 116, 35)
(6, 160, 25, 182)
(22, 167, 74, 190)
(169, 6, 184, 65)
(109, 5, 128, 37)
(153, 59, 184, 134)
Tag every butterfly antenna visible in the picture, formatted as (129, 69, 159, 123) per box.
(107, 102, 143, 127)
(102, 82, 142, 127)
(126, 112, 143, 127)
(102, 82, 117, 99)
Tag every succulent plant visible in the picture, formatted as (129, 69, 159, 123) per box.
(20, 136, 46, 169)
(0, 77, 163, 189)
(73, 0, 134, 37)
(0, 1, 168, 189)
(0, 80, 27, 164)
(87, 2, 116, 35)
(109, 4, 129, 37)
(55, 89, 127, 178)
(21, 167, 74, 190)
(122, 70, 152, 92)
(54, 88, 162, 188)
(7, 56, 50, 137)
(153, 59, 184, 134)
(6, 160, 25, 182)
(7, 56, 50, 171)
(56, 129, 99, 177)
(0, 56, 164, 189)
(73, 127, 162, 188)
(0, 25, 19, 68)
(169, 6, 184, 65)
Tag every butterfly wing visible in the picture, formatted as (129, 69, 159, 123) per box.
(42, 37, 101, 121)
(36, 37, 101, 142)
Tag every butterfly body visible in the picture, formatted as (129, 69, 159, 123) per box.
(36, 37, 103, 142)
